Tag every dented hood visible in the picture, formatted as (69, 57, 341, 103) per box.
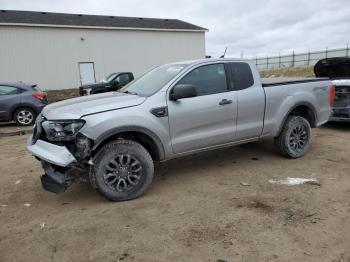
(43, 92, 146, 120)
(314, 57, 350, 79)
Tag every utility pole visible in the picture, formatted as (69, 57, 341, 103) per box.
(266, 55, 269, 70)
(278, 52, 281, 68)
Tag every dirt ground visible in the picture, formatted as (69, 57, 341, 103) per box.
(0, 123, 349, 262)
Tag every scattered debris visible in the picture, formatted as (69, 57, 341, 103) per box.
(15, 179, 22, 185)
(24, 203, 31, 207)
(251, 157, 259, 161)
(240, 182, 251, 186)
(88, 159, 94, 165)
(117, 252, 131, 261)
(280, 208, 316, 223)
(248, 200, 274, 212)
(0, 204, 8, 207)
(269, 177, 320, 186)
(40, 222, 45, 229)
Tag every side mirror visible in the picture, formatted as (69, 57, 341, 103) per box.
(170, 84, 197, 101)
(113, 81, 119, 87)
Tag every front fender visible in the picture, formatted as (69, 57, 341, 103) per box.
(90, 125, 165, 160)
(79, 105, 172, 160)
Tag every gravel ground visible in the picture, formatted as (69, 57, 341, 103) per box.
(0, 122, 32, 134)
(0, 123, 349, 262)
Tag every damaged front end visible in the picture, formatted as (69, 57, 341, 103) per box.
(27, 116, 93, 193)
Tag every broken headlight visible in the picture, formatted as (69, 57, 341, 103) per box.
(42, 120, 85, 141)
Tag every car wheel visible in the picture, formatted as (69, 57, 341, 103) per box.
(275, 116, 311, 158)
(14, 108, 36, 126)
(90, 139, 154, 201)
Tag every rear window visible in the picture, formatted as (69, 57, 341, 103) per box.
(31, 85, 42, 93)
(229, 62, 254, 90)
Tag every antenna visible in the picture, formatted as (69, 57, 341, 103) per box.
(220, 47, 228, 58)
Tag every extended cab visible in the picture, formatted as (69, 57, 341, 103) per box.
(79, 72, 134, 96)
(27, 59, 333, 201)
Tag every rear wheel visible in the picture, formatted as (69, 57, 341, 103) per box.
(14, 108, 36, 126)
(90, 139, 154, 201)
(275, 116, 311, 158)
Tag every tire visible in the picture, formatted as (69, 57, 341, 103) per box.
(90, 139, 154, 201)
(275, 116, 311, 158)
(14, 107, 36, 126)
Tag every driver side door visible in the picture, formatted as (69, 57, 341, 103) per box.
(167, 63, 237, 154)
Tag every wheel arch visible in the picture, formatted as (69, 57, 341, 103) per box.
(11, 105, 37, 121)
(276, 102, 317, 137)
(91, 126, 165, 161)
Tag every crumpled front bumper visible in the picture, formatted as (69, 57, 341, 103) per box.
(27, 137, 89, 193)
(27, 137, 77, 167)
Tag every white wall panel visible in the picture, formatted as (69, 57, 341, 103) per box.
(0, 26, 205, 90)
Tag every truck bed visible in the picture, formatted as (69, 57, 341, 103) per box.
(262, 77, 329, 87)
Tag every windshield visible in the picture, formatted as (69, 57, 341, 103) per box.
(101, 73, 117, 83)
(120, 64, 188, 97)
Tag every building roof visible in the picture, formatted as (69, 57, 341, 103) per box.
(0, 10, 207, 32)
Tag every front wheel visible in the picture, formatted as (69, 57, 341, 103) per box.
(90, 139, 154, 201)
(14, 108, 36, 126)
(275, 116, 311, 158)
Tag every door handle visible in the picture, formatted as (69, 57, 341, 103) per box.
(219, 99, 232, 105)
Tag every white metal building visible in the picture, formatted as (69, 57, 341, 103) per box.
(0, 10, 207, 90)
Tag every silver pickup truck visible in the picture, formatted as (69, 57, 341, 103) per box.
(27, 59, 333, 201)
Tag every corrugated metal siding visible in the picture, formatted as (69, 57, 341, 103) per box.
(0, 26, 205, 90)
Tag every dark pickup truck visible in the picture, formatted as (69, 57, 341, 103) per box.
(314, 57, 350, 122)
(79, 72, 134, 96)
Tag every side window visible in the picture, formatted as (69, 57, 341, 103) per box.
(0, 86, 20, 96)
(177, 64, 228, 96)
(229, 62, 254, 90)
(115, 74, 130, 85)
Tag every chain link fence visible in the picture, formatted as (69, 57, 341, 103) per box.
(255, 45, 350, 70)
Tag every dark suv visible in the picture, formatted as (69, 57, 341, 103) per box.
(79, 72, 134, 96)
(0, 82, 47, 126)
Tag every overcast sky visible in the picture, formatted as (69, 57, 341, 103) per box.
(1, 0, 349, 58)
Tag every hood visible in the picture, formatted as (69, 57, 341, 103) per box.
(42, 92, 146, 119)
(314, 57, 350, 79)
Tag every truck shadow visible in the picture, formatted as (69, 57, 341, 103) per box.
(154, 140, 278, 181)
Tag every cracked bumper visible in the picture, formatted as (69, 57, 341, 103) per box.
(27, 137, 77, 167)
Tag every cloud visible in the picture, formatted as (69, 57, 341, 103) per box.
(1, 0, 349, 58)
